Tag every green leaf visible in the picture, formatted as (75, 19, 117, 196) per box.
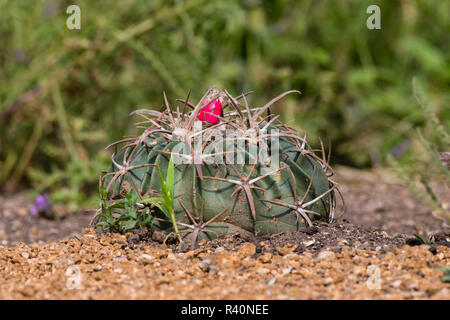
(413, 233, 434, 245)
(123, 219, 137, 231)
(97, 212, 109, 219)
(156, 162, 169, 200)
(413, 233, 426, 244)
(167, 155, 174, 199)
(96, 212, 115, 226)
(141, 213, 154, 226)
(140, 197, 163, 204)
(157, 160, 165, 189)
(153, 158, 175, 219)
(129, 209, 137, 220)
(129, 188, 140, 206)
(107, 202, 125, 210)
(141, 196, 170, 219)
(117, 213, 133, 222)
(159, 205, 170, 218)
(99, 186, 107, 198)
(95, 222, 110, 228)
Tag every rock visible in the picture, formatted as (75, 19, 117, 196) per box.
(167, 253, 177, 260)
(177, 242, 188, 252)
(316, 250, 335, 260)
(141, 254, 154, 261)
(199, 258, 212, 272)
(112, 256, 127, 262)
(239, 243, 256, 258)
(58, 258, 73, 265)
(282, 267, 292, 275)
(185, 248, 206, 259)
(302, 239, 315, 247)
(277, 244, 297, 256)
(127, 234, 140, 244)
(256, 268, 270, 275)
(94, 265, 103, 272)
(391, 280, 402, 289)
(258, 253, 273, 264)
(151, 230, 165, 243)
(138, 254, 154, 265)
(282, 253, 297, 260)
(16, 208, 28, 217)
(305, 226, 319, 235)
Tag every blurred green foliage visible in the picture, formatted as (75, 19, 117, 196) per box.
(0, 0, 449, 212)
(388, 78, 449, 223)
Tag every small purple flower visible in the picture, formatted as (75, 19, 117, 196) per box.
(31, 193, 52, 217)
(390, 140, 410, 159)
(42, 1, 61, 20)
(14, 49, 28, 62)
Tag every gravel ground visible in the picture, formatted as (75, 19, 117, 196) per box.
(0, 166, 449, 299)
(0, 229, 448, 299)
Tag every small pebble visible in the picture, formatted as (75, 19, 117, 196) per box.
(112, 256, 127, 262)
(317, 250, 335, 260)
(282, 267, 292, 275)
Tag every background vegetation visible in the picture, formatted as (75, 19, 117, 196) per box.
(1, 0, 449, 213)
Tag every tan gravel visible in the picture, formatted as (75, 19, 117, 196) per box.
(0, 228, 448, 299)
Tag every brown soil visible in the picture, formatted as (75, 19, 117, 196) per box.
(0, 193, 93, 245)
(0, 229, 448, 299)
(336, 166, 449, 237)
(0, 166, 449, 299)
(2, 167, 448, 249)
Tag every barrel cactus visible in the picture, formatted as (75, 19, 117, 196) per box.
(95, 87, 339, 247)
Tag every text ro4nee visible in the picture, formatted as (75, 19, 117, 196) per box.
(181, 304, 269, 317)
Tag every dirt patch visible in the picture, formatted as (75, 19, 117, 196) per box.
(126, 220, 429, 255)
(336, 166, 450, 237)
(117, 166, 450, 254)
(0, 166, 449, 300)
(0, 193, 94, 245)
(0, 229, 448, 299)
(0, 167, 448, 250)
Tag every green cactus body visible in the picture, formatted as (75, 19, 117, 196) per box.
(98, 88, 338, 244)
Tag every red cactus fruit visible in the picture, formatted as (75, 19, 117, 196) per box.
(197, 97, 223, 125)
